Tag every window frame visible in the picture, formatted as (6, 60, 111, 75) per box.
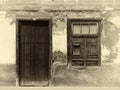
(67, 18, 102, 67)
(72, 22, 99, 36)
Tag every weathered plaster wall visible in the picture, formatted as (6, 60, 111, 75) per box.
(0, 0, 120, 87)
(51, 9, 120, 87)
(0, 9, 120, 64)
(52, 10, 120, 64)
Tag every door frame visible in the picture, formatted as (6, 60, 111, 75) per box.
(67, 18, 102, 67)
(16, 18, 52, 86)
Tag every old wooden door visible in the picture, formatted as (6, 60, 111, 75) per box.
(68, 20, 101, 66)
(18, 20, 50, 86)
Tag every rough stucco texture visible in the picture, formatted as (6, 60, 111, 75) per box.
(0, 0, 120, 86)
(51, 10, 120, 86)
(51, 64, 120, 87)
(52, 10, 120, 64)
(0, 0, 114, 4)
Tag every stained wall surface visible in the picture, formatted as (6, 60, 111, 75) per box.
(0, 0, 120, 86)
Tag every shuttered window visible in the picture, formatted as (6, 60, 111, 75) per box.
(68, 19, 101, 67)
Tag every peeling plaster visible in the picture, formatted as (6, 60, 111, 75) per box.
(53, 28, 67, 53)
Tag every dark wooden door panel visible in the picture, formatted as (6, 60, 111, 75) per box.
(19, 21, 49, 85)
(71, 37, 99, 66)
(86, 37, 99, 59)
(72, 43, 84, 58)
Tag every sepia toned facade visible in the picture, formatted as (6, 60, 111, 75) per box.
(0, 0, 120, 86)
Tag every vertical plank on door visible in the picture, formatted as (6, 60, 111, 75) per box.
(19, 21, 49, 85)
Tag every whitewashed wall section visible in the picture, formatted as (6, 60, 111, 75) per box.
(0, 11, 15, 64)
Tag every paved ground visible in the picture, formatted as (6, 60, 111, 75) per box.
(51, 63, 120, 87)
